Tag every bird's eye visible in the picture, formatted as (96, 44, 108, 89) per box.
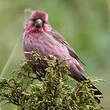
(35, 19, 43, 27)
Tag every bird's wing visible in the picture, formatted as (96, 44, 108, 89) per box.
(47, 29, 85, 65)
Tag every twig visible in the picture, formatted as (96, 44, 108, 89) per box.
(0, 38, 20, 78)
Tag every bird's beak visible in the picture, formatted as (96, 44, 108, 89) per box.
(35, 19, 43, 27)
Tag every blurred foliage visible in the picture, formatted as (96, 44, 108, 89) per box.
(0, 0, 110, 109)
(0, 53, 103, 110)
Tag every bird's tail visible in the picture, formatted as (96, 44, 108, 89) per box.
(69, 70, 102, 103)
(92, 84, 103, 103)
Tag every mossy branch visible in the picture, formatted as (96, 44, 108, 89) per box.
(0, 52, 103, 110)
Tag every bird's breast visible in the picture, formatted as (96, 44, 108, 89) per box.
(23, 32, 70, 61)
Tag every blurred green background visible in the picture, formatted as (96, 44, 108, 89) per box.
(0, 0, 110, 109)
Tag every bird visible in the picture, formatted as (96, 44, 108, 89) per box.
(23, 10, 102, 103)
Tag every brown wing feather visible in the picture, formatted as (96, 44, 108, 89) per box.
(48, 29, 85, 65)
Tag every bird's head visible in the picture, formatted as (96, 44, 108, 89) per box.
(25, 10, 51, 34)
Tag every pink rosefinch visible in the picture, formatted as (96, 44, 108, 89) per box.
(23, 10, 102, 103)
